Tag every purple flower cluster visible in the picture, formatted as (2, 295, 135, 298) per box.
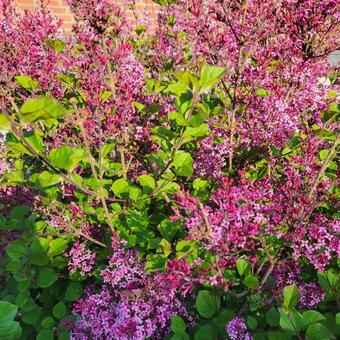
(0, 186, 36, 218)
(67, 241, 96, 276)
(101, 247, 145, 290)
(226, 317, 253, 340)
(72, 246, 191, 339)
(194, 124, 231, 179)
(298, 283, 325, 309)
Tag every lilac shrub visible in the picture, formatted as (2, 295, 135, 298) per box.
(0, 0, 339, 339)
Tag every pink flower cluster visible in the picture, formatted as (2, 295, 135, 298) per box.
(173, 146, 339, 273)
(0, 0, 64, 98)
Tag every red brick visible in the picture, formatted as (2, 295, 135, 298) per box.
(13, 0, 159, 30)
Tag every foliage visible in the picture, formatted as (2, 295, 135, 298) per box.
(0, 0, 339, 339)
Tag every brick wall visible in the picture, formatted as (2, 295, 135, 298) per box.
(15, 0, 159, 31)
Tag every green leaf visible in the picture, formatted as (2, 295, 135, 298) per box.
(329, 102, 339, 112)
(0, 321, 22, 339)
(46, 39, 65, 53)
(302, 310, 326, 329)
(0, 301, 18, 325)
(318, 271, 332, 291)
(21, 306, 41, 325)
(278, 308, 304, 333)
(306, 323, 334, 340)
(159, 239, 172, 257)
(31, 171, 62, 189)
(212, 309, 235, 335)
(183, 123, 210, 140)
(244, 275, 259, 289)
(158, 219, 179, 242)
(6, 131, 44, 155)
(152, 0, 176, 7)
(48, 238, 69, 257)
(236, 258, 251, 276)
(283, 284, 300, 311)
(0, 112, 11, 131)
(20, 96, 68, 123)
(152, 126, 177, 139)
(156, 179, 180, 195)
(267, 331, 293, 340)
(137, 175, 155, 192)
(49, 145, 86, 173)
(15, 292, 30, 307)
(247, 315, 258, 329)
(256, 88, 268, 97)
(37, 267, 57, 288)
(173, 151, 193, 177)
(171, 316, 186, 334)
(41, 316, 55, 328)
(194, 324, 218, 340)
(52, 301, 67, 319)
(30, 237, 49, 254)
(320, 149, 329, 161)
(112, 178, 130, 196)
(199, 64, 227, 90)
(10, 205, 30, 220)
(135, 25, 146, 35)
(6, 241, 25, 260)
(15, 75, 39, 90)
(335, 313, 340, 325)
(196, 290, 221, 318)
(36, 329, 54, 340)
(171, 333, 190, 340)
(193, 178, 209, 191)
(100, 91, 112, 100)
(145, 254, 167, 272)
(176, 70, 199, 92)
(176, 240, 198, 259)
(58, 330, 71, 340)
(65, 282, 83, 301)
(266, 307, 280, 327)
(325, 269, 339, 288)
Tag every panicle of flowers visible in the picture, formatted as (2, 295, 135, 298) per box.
(298, 282, 325, 309)
(59, 0, 149, 150)
(292, 214, 339, 271)
(0, 0, 64, 98)
(226, 317, 253, 340)
(72, 242, 192, 339)
(271, 259, 302, 297)
(67, 240, 96, 276)
(101, 246, 145, 290)
(66, 0, 129, 35)
(193, 123, 232, 179)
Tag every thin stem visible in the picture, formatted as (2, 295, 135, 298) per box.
(77, 231, 107, 248)
(77, 110, 116, 233)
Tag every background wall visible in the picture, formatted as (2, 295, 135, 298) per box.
(15, 0, 159, 31)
